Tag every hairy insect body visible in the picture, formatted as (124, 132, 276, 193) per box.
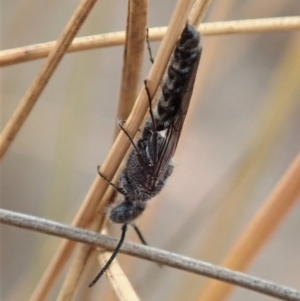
(109, 128, 174, 224)
(90, 23, 201, 286)
(108, 24, 201, 225)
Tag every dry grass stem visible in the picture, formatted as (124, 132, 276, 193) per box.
(1, 17, 299, 67)
(200, 15, 300, 35)
(0, 0, 98, 159)
(115, 0, 149, 127)
(97, 251, 141, 301)
(56, 244, 95, 301)
(1, 208, 300, 301)
(92, 0, 148, 296)
(198, 152, 300, 301)
(29, 0, 196, 299)
(58, 1, 149, 298)
(189, 0, 213, 27)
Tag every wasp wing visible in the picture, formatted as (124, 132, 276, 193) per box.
(153, 46, 202, 184)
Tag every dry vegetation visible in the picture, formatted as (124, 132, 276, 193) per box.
(1, 0, 300, 301)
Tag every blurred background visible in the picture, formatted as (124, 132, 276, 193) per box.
(1, 0, 300, 300)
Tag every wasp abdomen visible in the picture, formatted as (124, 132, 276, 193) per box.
(157, 24, 200, 126)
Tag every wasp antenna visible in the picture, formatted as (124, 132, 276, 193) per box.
(88, 224, 128, 287)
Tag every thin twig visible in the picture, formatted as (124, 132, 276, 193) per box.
(0, 0, 99, 159)
(1, 17, 300, 67)
(0, 208, 299, 301)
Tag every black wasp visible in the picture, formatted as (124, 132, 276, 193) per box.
(89, 23, 202, 287)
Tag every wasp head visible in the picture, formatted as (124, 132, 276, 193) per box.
(109, 200, 146, 224)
